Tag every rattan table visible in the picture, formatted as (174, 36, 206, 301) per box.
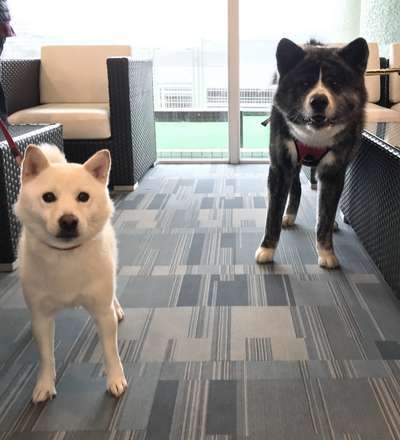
(341, 122, 400, 295)
(0, 124, 63, 271)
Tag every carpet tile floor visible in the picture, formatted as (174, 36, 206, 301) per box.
(1, 164, 400, 439)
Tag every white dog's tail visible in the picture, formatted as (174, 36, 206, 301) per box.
(38, 143, 67, 164)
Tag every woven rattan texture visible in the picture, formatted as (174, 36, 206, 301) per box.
(0, 59, 40, 115)
(108, 58, 157, 185)
(341, 135, 400, 294)
(128, 60, 157, 183)
(107, 57, 134, 186)
(63, 139, 112, 178)
(0, 124, 63, 265)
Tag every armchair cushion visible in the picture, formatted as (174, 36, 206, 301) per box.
(40, 45, 131, 104)
(365, 43, 381, 103)
(9, 103, 111, 139)
(365, 102, 400, 122)
(391, 103, 400, 112)
(389, 43, 400, 104)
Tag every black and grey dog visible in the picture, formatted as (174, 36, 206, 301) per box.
(256, 38, 369, 269)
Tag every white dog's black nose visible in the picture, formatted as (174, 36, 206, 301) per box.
(310, 94, 328, 113)
(58, 214, 78, 232)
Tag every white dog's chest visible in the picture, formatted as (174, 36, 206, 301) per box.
(40, 288, 87, 310)
(24, 263, 106, 311)
(20, 234, 116, 313)
(288, 122, 345, 147)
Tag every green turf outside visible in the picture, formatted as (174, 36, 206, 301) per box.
(156, 114, 270, 151)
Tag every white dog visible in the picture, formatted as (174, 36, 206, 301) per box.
(15, 144, 127, 403)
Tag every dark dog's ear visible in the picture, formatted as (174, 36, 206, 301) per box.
(339, 38, 369, 74)
(276, 38, 305, 77)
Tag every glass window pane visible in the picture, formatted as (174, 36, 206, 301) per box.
(5, 0, 228, 161)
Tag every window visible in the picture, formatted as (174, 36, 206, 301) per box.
(4, 0, 360, 161)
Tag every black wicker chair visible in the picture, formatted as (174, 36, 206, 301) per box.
(0, 57, 157, 189)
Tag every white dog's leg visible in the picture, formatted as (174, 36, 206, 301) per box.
(93, 307, 127, 397)
(30, 310, 57, 403)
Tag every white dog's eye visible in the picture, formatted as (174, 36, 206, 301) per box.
(77, 192, 90, 203)
(42, 192, 57, 203)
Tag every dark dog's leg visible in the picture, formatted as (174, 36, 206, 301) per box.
(255, 165, 293, 263)
(310, 166, 318, 190)
(316, 167, 345, 269)
(282, 165, 301, 228)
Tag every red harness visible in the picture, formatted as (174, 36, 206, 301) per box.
(0, 119, 23, 165)
(261, 118, 330, 167)
(294, 139, 330, 167)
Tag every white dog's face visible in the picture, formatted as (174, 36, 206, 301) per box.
(15, 146, 114, 249)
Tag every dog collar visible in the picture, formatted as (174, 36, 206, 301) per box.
(294, 139, 330, 167)
(44, 242, 82, 251)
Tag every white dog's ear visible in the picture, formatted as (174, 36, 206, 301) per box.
(21, 144, 50, 182)
(84, 149, 111, 184)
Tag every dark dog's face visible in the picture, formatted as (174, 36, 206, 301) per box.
(274, 38, 369, 130)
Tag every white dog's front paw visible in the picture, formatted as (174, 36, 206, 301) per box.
(32, 379, 56, 403)
(318, 249, 340, 269)
(282, 214, 296, 228)
(107, 373, 127, 397)
(255, 246, 275, 264)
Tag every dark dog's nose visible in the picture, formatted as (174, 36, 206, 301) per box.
(310, 94, 328, 112)
(58, 214, 78, 232)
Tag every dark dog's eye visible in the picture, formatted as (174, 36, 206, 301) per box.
(326, 78, 338, 87)
(77, 192, 90, 202)
(42, 192, 56, 203)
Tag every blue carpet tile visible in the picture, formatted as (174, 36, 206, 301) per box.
(1, 164, 400, 439)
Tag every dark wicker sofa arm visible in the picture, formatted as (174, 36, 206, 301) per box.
(107, 58, 156, 184)
(0, 59, 41, 115)
(378, 57, 390, 108)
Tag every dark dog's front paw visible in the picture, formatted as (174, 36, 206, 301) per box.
(318, 249, 340, 269)
(255, 246, 275, 264)
(282, 214, 296, 228)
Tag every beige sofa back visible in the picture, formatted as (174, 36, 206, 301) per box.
(389, 43, 400, 104)
(365, 42, 380, 103)
(40, 45, 132, 104)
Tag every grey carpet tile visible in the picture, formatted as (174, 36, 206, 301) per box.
(1, 164, 400, 439)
